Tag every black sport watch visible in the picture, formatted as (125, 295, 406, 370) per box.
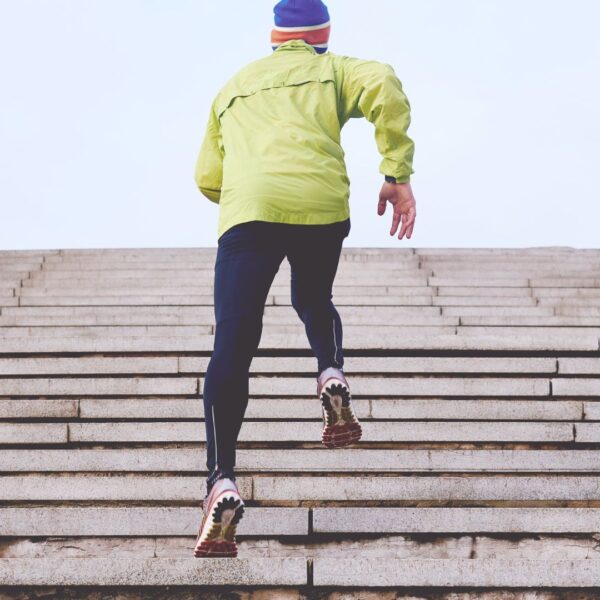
(384, 175, 397, 184)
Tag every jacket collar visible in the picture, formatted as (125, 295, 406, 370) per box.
(274, 39, 318, 55)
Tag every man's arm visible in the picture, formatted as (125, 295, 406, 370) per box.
(335, 56, 416, 238)
(336, 56, 415, 183)
(194, 100, 224, 204)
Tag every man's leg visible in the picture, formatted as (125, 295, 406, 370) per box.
(203, 221, 286, 494)
(286, 217, 361, 448)
(286, 218, 351, 378)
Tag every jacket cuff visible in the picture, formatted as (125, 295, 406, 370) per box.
(393, 174, 411, 184)
(380, 161, 413, 183)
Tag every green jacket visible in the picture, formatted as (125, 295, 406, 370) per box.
(194, 39, 414, 239)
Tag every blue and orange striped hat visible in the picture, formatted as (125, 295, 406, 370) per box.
(271, 0, 331, 55)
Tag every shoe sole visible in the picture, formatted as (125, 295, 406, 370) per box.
(193, 491, 245, 558)
(320, 379, 362, 449)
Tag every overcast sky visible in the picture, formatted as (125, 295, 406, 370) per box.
(1, 0, 598, 250)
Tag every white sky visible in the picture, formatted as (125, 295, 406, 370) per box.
(0, 0, 598, 250)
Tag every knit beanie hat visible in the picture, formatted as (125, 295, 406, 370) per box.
(271, 0, 331, 54)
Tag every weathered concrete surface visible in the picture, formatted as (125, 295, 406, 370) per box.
(65, 420, 573, 443)
(2, 247, 600, 593)
(0, 354, 559, 376)
(17, 295, 217, 306)
(74, 397, 578, 421)
(0, 312, 459, 327)
(17, 284, 432, 297)
(76, 398, 371, 420)
(0, 356, 180, 375)
(253, 476, 600, 502)
(0, 377, 198, 396)
(184, 354, 559, 374)
(4, 534, 600, 561)
(312, 506, 600, 533)
(8, 473, 600, 503)
(0, 333, 596, 353)
(0, 297, 18, 306)
(3, 448, 600, 473)
(0, 399, 78, 418)
(0, 557, 307, 586)
(583, 401, 600, 420)
(559, 356, 600, 373)
(0, 507, 308, 536)
(3, 506, 600, 538)
(0, 325, 213, 337)
(249, 376, 551, 397)
(1, 305, 216, 316)
(0, 476, 251, 501)
(0, 423, 67, 444)
(0, 591, 595, 600)
(369, 398, 579, 420)
(5, 556, 597, 588)
(553, 378, 600, 396)
(574, 423, 600, 442)
(313, 558, 600, 587)
(0, 374, 564, 399)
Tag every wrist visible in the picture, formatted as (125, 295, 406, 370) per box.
(384, 175, 410, 185)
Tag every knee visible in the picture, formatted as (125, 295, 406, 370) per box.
(291, 293, 333, 319)
(291, 293, 306, 316)
(214, 313, 263, 355)
(291, 293, 314, 317)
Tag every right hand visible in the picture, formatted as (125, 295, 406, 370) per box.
(377, 181, 417, 240)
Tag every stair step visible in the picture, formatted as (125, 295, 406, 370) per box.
(3, 474, 600, 502)
(312, 506, 600, 533)
(3, 506, 600, 536)
(313, 558, 600, 587)
(2, 448, 600, 473)
(1, 557, 599, 587)
(0, 475, 252, 501)
(0, 398, 579, 420)
(0, 355, 560, 375)
(0, 377, 198, 396)
(0, 333, 596, 352)
(0, 557, 307, 586)
(0, 507, 308, 536)
(63, 420, 572, 443)
(252, 475, 600, 501)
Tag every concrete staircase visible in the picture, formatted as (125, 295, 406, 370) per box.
(1, 246, 600, 597)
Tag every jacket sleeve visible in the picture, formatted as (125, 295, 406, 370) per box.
(336, 56, 415, 183)
(194, 100, 224, 204)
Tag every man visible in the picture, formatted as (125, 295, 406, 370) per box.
(193, 0, 416, 558)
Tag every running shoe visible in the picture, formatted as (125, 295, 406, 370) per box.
(193, 477, 245, 558)
(317, 366, 362, 448)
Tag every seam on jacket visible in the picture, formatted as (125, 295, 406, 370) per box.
(216, 78, 337, 120)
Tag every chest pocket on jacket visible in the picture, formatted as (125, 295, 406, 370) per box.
(215, 59, 338, 121)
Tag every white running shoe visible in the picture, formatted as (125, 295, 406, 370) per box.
(317, 367, 362, 448)
(193, 477, 245, 558)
